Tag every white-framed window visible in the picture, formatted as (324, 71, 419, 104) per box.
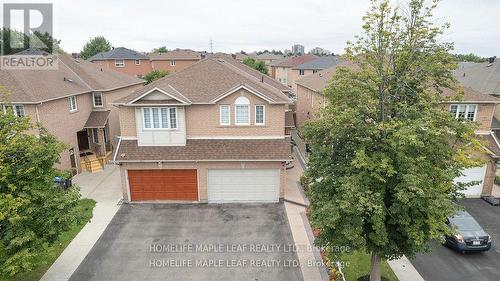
(135, 59, 140, 65)
(255, 105, 265, 125)
(170, 60, 176, 66)
(2, 105, 25, 117)
(93, 92, 103, 107)
(219, 105, 230, 125)
(450, 104, 477, 122)
(235, 96, 250, 125)
(142, 107, 178, 130)
(92, 128, 99, 143)
(299, 69, 305, 75)
(68, 96, 78, 112)
(115, 60, 125, 67)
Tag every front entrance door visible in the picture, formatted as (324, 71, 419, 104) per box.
(69, 148, 77, 175)
(77, 130, 90, 151)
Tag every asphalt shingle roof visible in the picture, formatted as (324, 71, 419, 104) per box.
(89, 47, 149, 61)
(270, 55, 317, 67)
(148, 49, 201, 60)
(292, 55, 342, 70)
(454, 60, 500, 94)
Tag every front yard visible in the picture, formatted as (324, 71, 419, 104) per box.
(341, 251, 398, 281)
(1, 199, 96, 281)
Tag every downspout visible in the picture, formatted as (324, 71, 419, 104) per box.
(35, 103, 42, 123)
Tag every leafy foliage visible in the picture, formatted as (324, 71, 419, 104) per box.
(454, 53, 487, 63)
(0, 28, 61, 55)
(243, 57, 269, 75)
(143, 70, 169, 84)
(80, 36, 112, 60)
(302, 0, 483, 279)
(153, 46, 168, 53)
(0, 110, 80, 276)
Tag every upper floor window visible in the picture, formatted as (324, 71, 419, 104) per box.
(220, 105, 230, 125)
(450, 104, 476, 121)
(115, 60, 125, 67)
(135, 59, 140, 65)
(170, 60, 176, 66)
(143, 107, 177, 129)
(299, 69, 305, 75)
(93, 92, 103, 107)
(255, 105, 265, 125)
(68, 96, 78, 112)
(235, 96, 250, 125)
(2, 105, 25, 117)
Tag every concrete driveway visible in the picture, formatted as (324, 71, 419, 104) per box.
(411, 199, 500, 281)
(69, 204, 303, 281)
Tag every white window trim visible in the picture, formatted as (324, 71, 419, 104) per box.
(2, 105, 25, 117)
(92, 128, 99, 143)
(93, 92, 103, 107)
(450, 104, 477, 122)
(255, 105, 265, 125)
(219, 105, 231, 126)
(235, 105, 250, 125)
(170, 60, 176, 66)
(135, 59, 140, 65)
(69, 96, 78, 112)
(141, 107, 178, 130)
(115, 60, 125, 67)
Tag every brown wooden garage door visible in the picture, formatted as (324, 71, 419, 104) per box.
(128, 169, 198, 201)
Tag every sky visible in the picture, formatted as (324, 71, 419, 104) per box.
(2, 0, 499, 56)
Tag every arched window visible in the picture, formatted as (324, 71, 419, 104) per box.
(235, 96, 250, 125)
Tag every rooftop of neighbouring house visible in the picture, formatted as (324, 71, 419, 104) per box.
(269, 54, 318, 67)
(292, 55, 343, 70)
(148, 49, 202, 60)
(88, 47, 149, 61)
(454, 57, 500, 94)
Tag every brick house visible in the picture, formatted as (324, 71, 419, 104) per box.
(269, 54, 317, 88)
(89, 47, 151, 77)
(148, 49, 202, 74)
(295, 64, 500, 197)
(0, 53, 144, 174)
(290, 55, 341, 91)
(112, 55, 293, 203)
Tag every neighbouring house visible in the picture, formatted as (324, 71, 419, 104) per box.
(112, 55, 292, 203)
(296, 62, 500, 197)
(89, 47, 151, 77)
(290, 55, 342, 91)
(234, 52, 250, 62)
(0, 53, 144, 174)
(252, 52, 285, 69)
(148, 49, 202, 73)
(270, 54, 317, 88)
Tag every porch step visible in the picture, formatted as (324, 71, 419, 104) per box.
(80, 158, 103, 173)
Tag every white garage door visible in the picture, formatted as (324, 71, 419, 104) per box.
(208, 169, 280, 203)
(455, 165, 487, 198)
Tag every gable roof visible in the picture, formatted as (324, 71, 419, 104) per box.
(89, 47, 149, 61)
(0, 53, 144, 103)
(115, 55, 291, 105)
(148, 49, 201, 60)
(454, 60, 500, 94)
(440, 87, 500, 103)
(293, 55, 342, 70)
(254, 52, 285, 61)
(295, 62, 351, 92)
(270, 54, 317, 67)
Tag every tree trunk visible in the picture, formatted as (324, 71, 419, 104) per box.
(370, 252, 381, 281)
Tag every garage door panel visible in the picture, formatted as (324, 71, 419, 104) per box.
(208, 169, 280, 203)
(128, 169, 198, 201)
(455, 165, 487, 197)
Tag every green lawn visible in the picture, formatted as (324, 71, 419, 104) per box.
(340, 251, 398, 281)
(1, 198, 96, 281)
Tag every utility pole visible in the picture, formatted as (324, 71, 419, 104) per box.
(209, 38, 213, 54)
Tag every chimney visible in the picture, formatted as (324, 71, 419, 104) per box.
(261, 75, 264, 82)
(231, 54, 236, 59)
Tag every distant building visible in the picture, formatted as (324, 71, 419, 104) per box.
(291, 44, 305, 55)
(283, 49, 292, 56)
(309, 47, 331, 56)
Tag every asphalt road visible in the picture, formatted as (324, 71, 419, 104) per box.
(69, 203, 303, 281)
(411, 199, 500, 281)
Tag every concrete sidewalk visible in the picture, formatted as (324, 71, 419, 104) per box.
(388, 256, 425, 281)
(284, 159, 328, 281)
(40, 165, 122, 281)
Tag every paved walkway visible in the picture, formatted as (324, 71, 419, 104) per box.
(284, 157, 328, 281)
(41, 165, 122, 281)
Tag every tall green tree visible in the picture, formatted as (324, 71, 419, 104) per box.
(0, 101, 80, 276)
(302, 1, 482, 280)
(243, 57, 268, 75)
(153, 46, 168, 53)
(454, 53, 487, 63)
(0, 28, 61, 55)
(143, 69, 169, 84)
(80, 36, 112, 59)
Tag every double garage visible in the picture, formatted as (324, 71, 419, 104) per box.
(124, 165, 283, 203)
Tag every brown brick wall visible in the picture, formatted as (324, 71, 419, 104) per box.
(296, 84, 326, 130)
(92, 59, 152, 77)
(119, 161, 286, 202)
